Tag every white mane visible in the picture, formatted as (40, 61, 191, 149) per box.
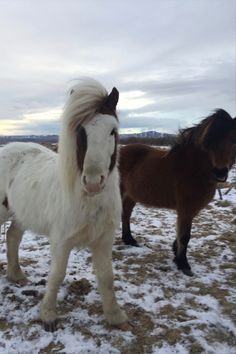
(58, 78, 108, 193)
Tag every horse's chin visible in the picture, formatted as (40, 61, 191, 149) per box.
(212, 167, 228, 183)
(215, 176, 227, 182)
(84, 191, 100, 197)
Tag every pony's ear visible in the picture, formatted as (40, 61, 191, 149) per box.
(106, 87, 119, 109)
(99, 87, 119, 116)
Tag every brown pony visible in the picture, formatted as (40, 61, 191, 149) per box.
(119, 109, 236, 276)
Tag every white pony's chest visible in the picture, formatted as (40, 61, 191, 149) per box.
(65, 186, 121, 248)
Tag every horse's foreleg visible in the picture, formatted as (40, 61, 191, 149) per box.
(6, 222, 27, 284)
(173, 215, 193, 276)
(217, 188, 223, 200)
(122, 196, 138, 246)
(40, 241, 71, 332)
(91, 236, 128, 327)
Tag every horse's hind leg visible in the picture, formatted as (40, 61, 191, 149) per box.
(122, 196, 138, 246)
(6, 222, 27, 283)
(173, 214, 193, 276)
(91, 235, 128, 328)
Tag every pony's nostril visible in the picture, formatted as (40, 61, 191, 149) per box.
(100, 175, 105, 185)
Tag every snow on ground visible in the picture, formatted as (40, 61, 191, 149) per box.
(0, 167, 235, 354)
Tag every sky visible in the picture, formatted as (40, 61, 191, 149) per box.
(0, 0, 235, 136)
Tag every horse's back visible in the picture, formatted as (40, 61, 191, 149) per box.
(1, 141, 54, 166)
(119, 143, 165, 170)
(1, 142, 53, 184)
(0, 141, 54, 157)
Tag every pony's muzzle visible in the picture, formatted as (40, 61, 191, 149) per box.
(212, 167, 228, 182)
(82, 174, 105, 195)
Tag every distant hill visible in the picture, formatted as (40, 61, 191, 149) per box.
(0, 135, 58, 145)
(0, 131, 176, 146)
(119, 131, 176, 145)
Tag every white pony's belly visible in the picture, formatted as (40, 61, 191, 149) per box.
(8, 176, 52, 235)
(6, 145, 57, 235)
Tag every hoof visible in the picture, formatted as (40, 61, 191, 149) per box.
(123, 239, 140, 247)
(182, 268, 194, 277)
(113, 321, 134, 331)
(43, 320, 57, 332)
(7, 271, 28, 286)
(173, 258, 193, 276)
(16, 278, 28, 287)
(129, 242, 140, 247)
(8, 277, 28, 287)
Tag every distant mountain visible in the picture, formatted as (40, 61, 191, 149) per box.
(0, 135, 58, 144)
(120, 131, 171, 140)
(119, 131, 176, 146)
(0, 131, 176, 145)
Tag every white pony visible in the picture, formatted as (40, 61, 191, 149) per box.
(0, 78, 128, 331)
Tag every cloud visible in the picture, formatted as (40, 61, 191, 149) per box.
(0, 0, 235, 135)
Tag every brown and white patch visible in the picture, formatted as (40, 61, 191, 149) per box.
(76, 125, 87, 173)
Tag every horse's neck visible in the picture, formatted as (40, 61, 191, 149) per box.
(168, 144, 213, 174)
(60, 170, 121, 241)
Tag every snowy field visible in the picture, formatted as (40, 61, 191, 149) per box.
(0, 166, 235, 354)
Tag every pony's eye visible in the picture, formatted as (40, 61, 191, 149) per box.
(110, 128, 117, 136)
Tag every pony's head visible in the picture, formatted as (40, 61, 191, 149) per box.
(58, 78, 119, 195)
(179, 109, 236, 182)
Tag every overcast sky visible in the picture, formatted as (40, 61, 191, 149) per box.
(0, 0, 235, 135)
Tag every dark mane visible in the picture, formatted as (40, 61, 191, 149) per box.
(171, 109, 234, 152)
